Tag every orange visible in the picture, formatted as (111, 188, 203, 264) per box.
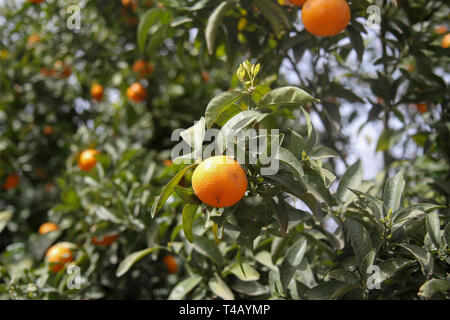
(192, 156, 248, 208)
(46, 243, 73, 273)
(27, 34, 41, 45)
(92, 234, 118, 246)
(132, 60, 154, 78)
(122, 0, 131, 6)
(290, 0, 307, 6)
(435, 25, 447, 35)
(163, 159, 173, 167)
(201, 71, 210, 83)
(163, 255, 178, 274)
(38, 222, 59, 234)
(78, 149, 100, 171)
(302, 0, 351, 37)
(43, 125, 54, 135)
(90, 84, 104, 101)
(442, 33, 450, 48)
(127, 82, 148, 102)
(415, 104, 427, 114)
(28, 0, 45, 3)
(2, 173, 19, 190)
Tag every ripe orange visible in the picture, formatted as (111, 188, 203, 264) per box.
(27, 34, 41, 45)
(442, 33, 450, 48)
(38, 222, 59, 234)
(122, 0, 131, 6)
(290, 0, 307, 6)
(415, 104, 427, 114)
(132, 60, 154, 78)
(92, 234, 118, 246)
(163, 255, 178, 274)
(78, 149, 100, 171)
(302, 0, 351, 37)
(127, 82, 148, 102)
(46, 243, 73, 273)
(163, 159, 173, 167)
(2, 173, 19, 190)
(201, 71, 210, 83)
(435, 25, 447, 35)
(192, 156, 248, 208)
(90, 84, 104, 101)
(43, 125, 54, 135)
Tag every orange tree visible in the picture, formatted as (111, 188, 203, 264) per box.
(0, 0, 449, 299)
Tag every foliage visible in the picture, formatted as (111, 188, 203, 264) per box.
(0, 0, 448, 300)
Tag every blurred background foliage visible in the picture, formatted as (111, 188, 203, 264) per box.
(0, 0, 448, 300)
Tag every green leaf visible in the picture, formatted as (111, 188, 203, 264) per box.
(262, 172, 307, 199)
(174, 186, 201, 205)
(270, 198, 288, 237)
(444, 223, 450, 248)
(208, 274, 234, 300)
(231, 279, 269, 296)
(168, 275, 203, 300)
(229, 263, 260, 281)
(328, 269, 360, 285)
(378, 258, 414, 283)
(279, 237, 307, 290)
(259, 86, 319, 109)
(305, 281, 360, 300)
(205, 1, 234, 55)
(116, 247, 161, 277)
(309, 146, 339, 160)
(151, 164, 197, 218)
(303, 171, 332, 204)
(205, 91, 243, 128)
(383, 170, 405, 220)
(397, 243, 433, 276)
(182, 204, 198, 243)
(376, 129, 403, 152)
(393, 203, 444, 224)
(0, 210, 13, 234)
(350, 189, 384, 221)
(191, 235, 224, 266)
(345, 218, 373, 266)
(336, 160, 363, 204)
(418, 279, 450, 299)
(253, 0, 291, 38)
(426, 211, 444, 250)
(138, 9, 172, 52)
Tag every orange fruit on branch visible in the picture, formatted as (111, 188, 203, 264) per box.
(192, 156, 248, 208)
(290, 0, 307, 6)
(435, 25, 447, 35)
(127, 82, 148, 102)
(38, 222, 59, 234)
(92, 234, 118, 246)
(163, 255, 178, 274)
(302, 0, 351, 37)
(46, 243, 73, 273)
(43, 125, 54, 135)
(90, 84, 104, 102)
(415, 103, 427, 114)
(2, 172, 19, 190)
(442, 33, 450, 48)
(78, 149, 100, 172)
(132, 60, 154, 78)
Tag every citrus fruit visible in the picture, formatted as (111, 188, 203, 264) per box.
(46, 243, 73, 273)
(43, 125, 54, 135)
(2, 173, 19, 190)
(163, 255, 178, 274)
(442, 33, 450, 48)
(435, 25, 447, 35)
(38, 222, 59, 234)
(90, 84, 104, 102)
(302, 0, 351, 37)
(28, 0, 45, 3)
(127, 82, 148, 102)
(92, 234, 118, 246)
(132, 60, 154, 78)
(78, 149, 100, 171)
(290, 0, 307, 6)
(192, 155, 248, 208)
(415, 104, 427, 114)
